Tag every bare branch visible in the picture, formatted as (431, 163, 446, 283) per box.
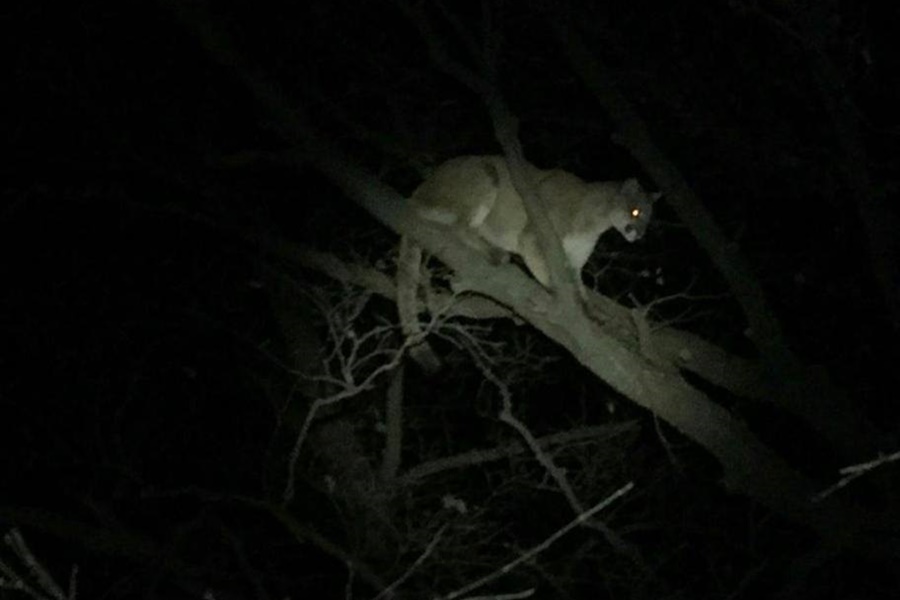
(1, 529, 75, 600)
(436, 482, 633, 600)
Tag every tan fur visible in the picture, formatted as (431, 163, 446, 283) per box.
(396, 237, 441, 373)
(410, 155, 657, 287)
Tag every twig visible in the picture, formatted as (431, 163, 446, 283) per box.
(435, 483, 633, 600)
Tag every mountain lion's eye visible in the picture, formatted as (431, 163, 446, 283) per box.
(631, 208, 641, 218)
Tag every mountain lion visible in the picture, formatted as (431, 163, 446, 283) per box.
(409, 155, 657, 287)
(396, 154, 657, 372)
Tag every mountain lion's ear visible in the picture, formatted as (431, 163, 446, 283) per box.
(620, 178, 642, 196)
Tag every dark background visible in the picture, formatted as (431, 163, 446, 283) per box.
(2, 1, 899, 598)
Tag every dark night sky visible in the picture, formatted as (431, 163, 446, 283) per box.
(2, 1, 899, 599)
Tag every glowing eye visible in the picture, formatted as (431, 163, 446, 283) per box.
(631, 208, 641, 218)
